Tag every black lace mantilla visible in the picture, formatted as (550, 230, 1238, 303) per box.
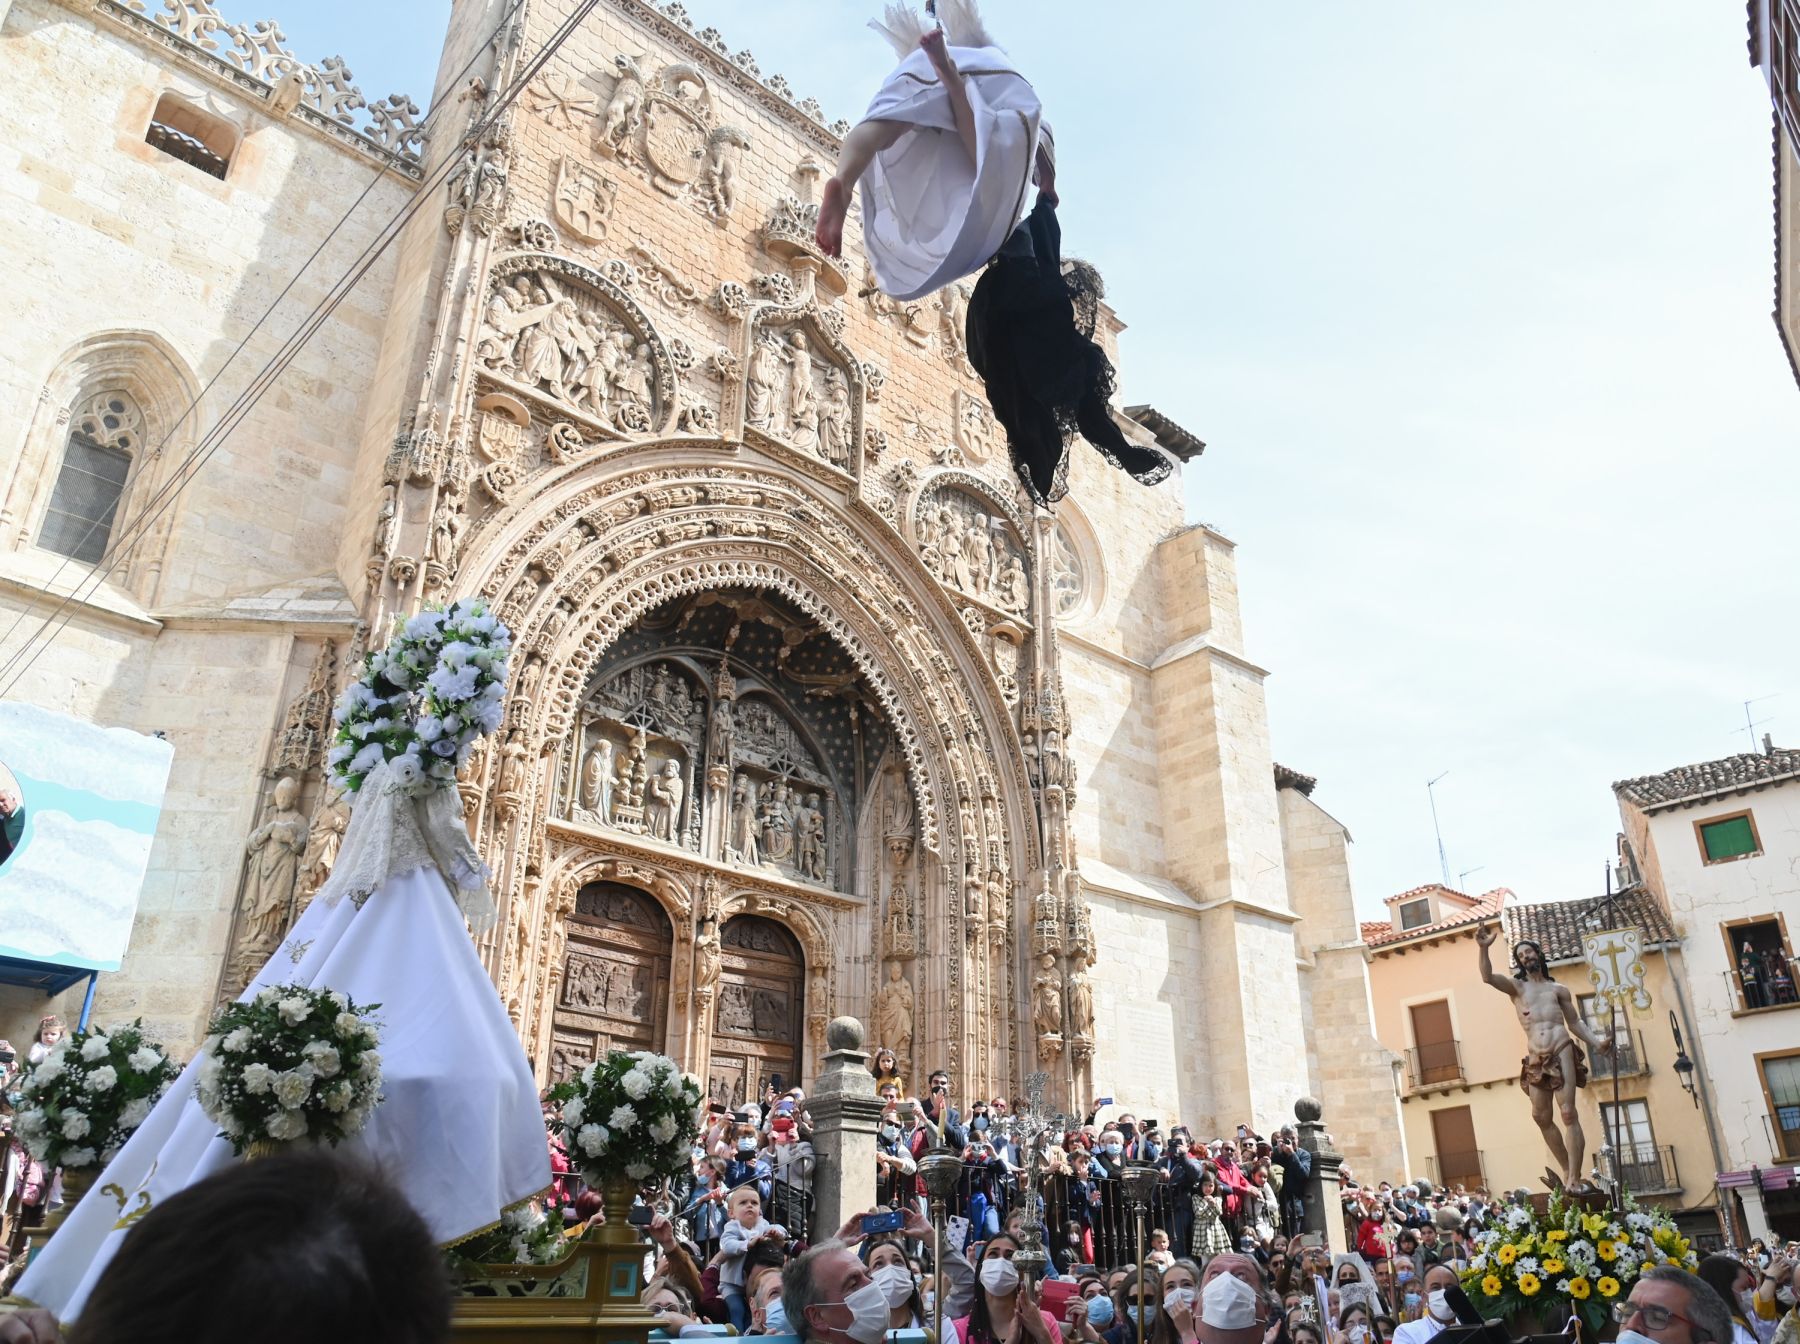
(965, 198, 1173, 506)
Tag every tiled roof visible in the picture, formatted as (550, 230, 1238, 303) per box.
(1502, 890, 1677, 964)
(1612, 744, 1800, 811)
(1273, 762, 1316, 796)
(1363, 888, 1509, 949)
(1123, 404, 1206, 461)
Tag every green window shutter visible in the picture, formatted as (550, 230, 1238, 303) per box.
(1699, 815, 1758, 861)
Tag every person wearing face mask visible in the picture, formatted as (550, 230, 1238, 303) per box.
(1339, 1303, 1376, 1344)
(747, 1264, 791, 1336)
(957, 1234, 1061, 1344)
(1391, 1264, 1458, 1344)
(1331, 1255, 1383, 1318)
(1196, 1254, 1268, 1344)
(846, 1210, 976, 1334)
(1613, 1266, 1732, 1344)
(1697, 1255, 1766, 1344)
(1150, 1259, 1202, 1344)
(768, 1113, 816, 1235)
(1389, 1256, 1421, 1322)
(875, 1109, 919, 1209)
(1091, 1128, 1128, 1268)
(783, 1240, 887, 1344)
(1103, 1267, 1161, 1344)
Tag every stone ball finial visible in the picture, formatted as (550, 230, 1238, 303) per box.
(826, 1016, 865, 1053)
(1293, 1096, 1323, 1123)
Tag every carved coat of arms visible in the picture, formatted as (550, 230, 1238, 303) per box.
(553, 155, 618, 243)
(643, 63, 713, 196)
(475, 409, 527, 503)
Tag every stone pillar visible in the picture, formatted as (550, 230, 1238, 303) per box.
(809, 1016, 884, 1238)
(1295, 1096, 1346, 1254)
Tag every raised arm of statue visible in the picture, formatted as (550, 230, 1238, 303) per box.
(1475, 922, 1517, 996)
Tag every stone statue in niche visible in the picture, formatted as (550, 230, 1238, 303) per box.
(986, 868, 1010, 935)
(963, 861, 984, 937)
(372, 483, 399, 559)
(962, 514, 994, 598)
(745, 332, 786, 432)
(579, 736, 614, 816)
(999, 554, 1030, 616)
(758, 778, 795, 864)
(1032, 953, 1063, 1038)
(785, 332, 819, 451)
(611, 730, 650, 829)
(818, 369, 851, 468)
(794, 793, 826, 882)
(1066, 949, 1096, 1039)
(646, 759, 684, 842)
(694, 919, 722, 997)
(727, 773, 760, 865)
(497, 729, 529, 797)
(709, 696, 735, 765)
(874, 960, 914, 1065)
(241, 776, 308, 948)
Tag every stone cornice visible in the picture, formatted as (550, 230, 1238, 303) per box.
(1149, 631, 1270, 679)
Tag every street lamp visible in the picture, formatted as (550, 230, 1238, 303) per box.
(1120, 1161, 1161, 1344)
(917, 1146, 965, 1332)
(1669, 1010, 1699, 1107)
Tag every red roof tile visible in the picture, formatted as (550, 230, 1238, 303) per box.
(1363, 888, 1510, 949)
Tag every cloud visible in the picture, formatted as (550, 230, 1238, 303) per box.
(0, 703, 172, 812)
(0, 809, 153, 967)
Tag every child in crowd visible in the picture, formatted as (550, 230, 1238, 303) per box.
(717, 1183, 786, 1332)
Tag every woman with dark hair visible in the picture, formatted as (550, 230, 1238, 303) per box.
(1102, 1266, 1162, 1344)
(954, 1232, 1059, 1344)
(1338, 1302, 1376, 1344)
(1293, 1322, 1327, 1344)
(0, 1150, 449, 1344)
(855, 1208, 975, 1333)
(1149, 1258, 1202, 1344)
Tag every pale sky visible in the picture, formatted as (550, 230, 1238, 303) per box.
(274, 2, 1797, 916)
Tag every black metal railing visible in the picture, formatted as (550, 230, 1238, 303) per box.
(1608, 1142, 1679, 1195)
(1588, 1029, 1649, 1078)
(1426, 1150, 1485, 1191)
(1405, 1041, 1466, 1090)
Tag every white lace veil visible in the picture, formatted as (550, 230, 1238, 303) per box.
(312, 760, 496, 931)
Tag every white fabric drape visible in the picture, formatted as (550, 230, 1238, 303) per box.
(858, 40, 1043, 302)
(18, 763, 547, 1322)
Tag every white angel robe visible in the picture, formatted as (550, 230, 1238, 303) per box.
(18, 760, 549, 1323)
(858, 10, 1043, 301)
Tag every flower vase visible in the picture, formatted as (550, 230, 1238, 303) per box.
(243, 1139, 283, 1161)
(588, 1176, 661, 1331)
(41, 1168, 97, 1236)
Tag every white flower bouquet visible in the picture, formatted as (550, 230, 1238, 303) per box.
(196, 984, 384, 1155)
(449, 1200, 571, 1271)
(11, 1020, 179, 1171)
(546, 1050, 703, 1187)
(327, 598, 511, 797)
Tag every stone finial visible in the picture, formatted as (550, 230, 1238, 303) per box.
(826, 1015, 864, 1053)
(1294, 1096, 1323, 1123)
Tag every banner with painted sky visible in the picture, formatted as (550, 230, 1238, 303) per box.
(0, 702, 174, 971)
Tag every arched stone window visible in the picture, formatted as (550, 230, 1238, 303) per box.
(38, 390, 145, 564)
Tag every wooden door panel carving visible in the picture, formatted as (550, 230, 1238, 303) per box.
(710, 914, 803, 1106)
(553, 882, 671, 1080)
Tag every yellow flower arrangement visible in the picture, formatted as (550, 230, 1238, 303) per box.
(1597, 1240, 1619, 1262)
(1496, 1244, 1518, 1265)
(1597, 1278, 1621, 1299)
(1544, 1230, 1568, 1244)
(1518, 1273, 1542, 1297)
(1569, 1278, 1591, 1300)
(1543, 1259, 1566, 1276)
(1582, 1213, 1607, 1238)
(1482, 1276, 1503, 1297)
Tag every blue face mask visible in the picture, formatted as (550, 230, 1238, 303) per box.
(1127, 1306, 1158, 1328)
(974, 1116, 989, 1131)
(1403, 1293, 1421, 1313)
(763, 1300, 791, 1334)
(1086, 1298, 1115, 1329)
(1105, 1143, 1123, 1157)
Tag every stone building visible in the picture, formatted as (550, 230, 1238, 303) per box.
(0, 0, 1398, 1143)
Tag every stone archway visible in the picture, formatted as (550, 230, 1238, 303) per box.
(458, 455, 1062, 1105)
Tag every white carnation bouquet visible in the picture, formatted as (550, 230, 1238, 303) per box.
(546, 1050, 703, 1186)
(196, 984, 384, 1154)
(327, 598, 511, 797)
(10, 1020, 179, 1171)
(450, 1200, 570, 1270)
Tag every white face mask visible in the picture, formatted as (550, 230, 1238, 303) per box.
(817, 1281, 892, 1344)
(1201, 1271, 1260, 1331)
(1164, 1288, 1196, 1315)
(1617, 1331, 1661, 1344)
(873, 1263, 916, 1308)
(1427, 1290, 1453, 1322)
(980, 1258, 1022, 1296)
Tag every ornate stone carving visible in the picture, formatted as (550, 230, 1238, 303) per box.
(223, 775, 307, 995)
(761, 193, 851, 297)
(445, 138, 508, 236)
(1051, 523, 1086, 618)
(914, 482, 1030, 616)
(527, 73, 598, 131)
(874, 960, 914, 1067)
(597, 54, 648, 160)
(295, 783, 350, 915)
(627, 241, 703, 310)
(271, 641, 337, 776)
(1066, 947, 1095, 1041)
(697, 125, 749, 222)
(475, 255, 677, 438)
(1032, 953, 1064, 1059)
(953, 389, 998, 465)
(741, 321, 861, 473)
(552, 155, 618, 244)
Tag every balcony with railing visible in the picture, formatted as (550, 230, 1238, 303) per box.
(1605, 1142, 1680, 1196)
(1426, 1150, 1485, 1191)
(1405, 1040, 1466, 1091)
(1587, 1029, 1650, 1080)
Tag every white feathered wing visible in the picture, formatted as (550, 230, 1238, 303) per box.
(868, 0, 997, 60)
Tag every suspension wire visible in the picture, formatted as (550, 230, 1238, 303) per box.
(0, 0, 603, 699)
(0, 0, 534, 663)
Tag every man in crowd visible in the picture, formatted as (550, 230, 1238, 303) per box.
(0, 789, 22, 867)
(782, 1239, 879, 1344)
(1271, 1128, 1310, 1237)
(922, 1070, 966, 1150)
(1196, 1252, 1269, 1344)
(1617, 1266, 1733, 1344)
(1393, 1264, 1460, 1344)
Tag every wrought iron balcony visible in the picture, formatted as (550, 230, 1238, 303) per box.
(1405, 1040, 1466, 1090)
(1606, 1142, 1680, 1195)
(1425, 1150, 1485, 1191)
(1588, 1028, 1649, 1079)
